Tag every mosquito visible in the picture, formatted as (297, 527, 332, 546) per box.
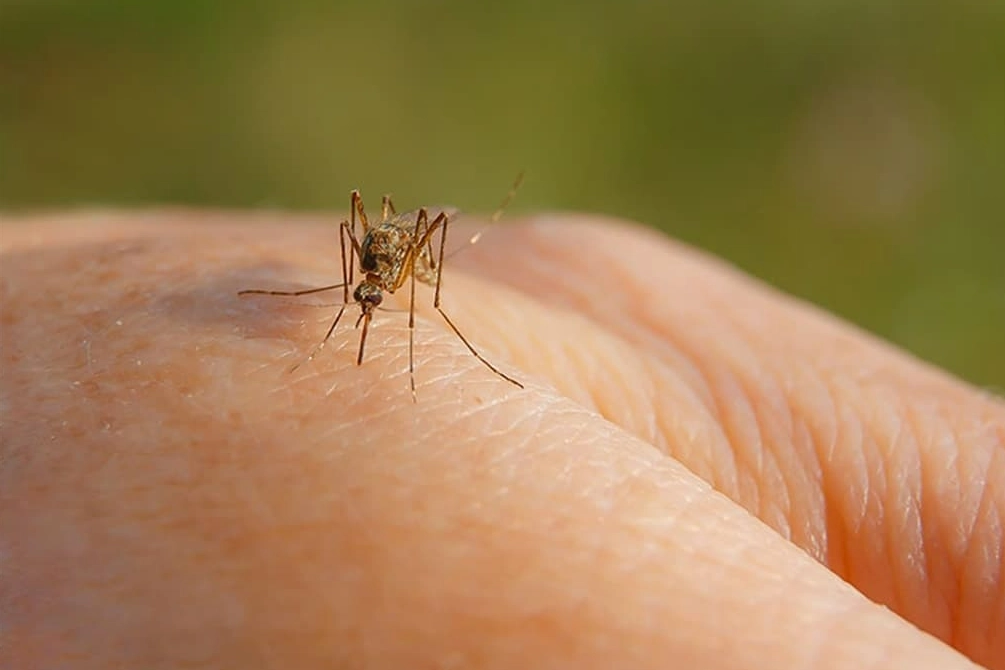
(239, 174, 525, 400)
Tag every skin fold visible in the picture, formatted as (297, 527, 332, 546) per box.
(0, 211, 1001, 669)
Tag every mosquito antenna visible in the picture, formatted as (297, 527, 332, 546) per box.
(446, 171, 524, 259)
(492, 170, 524, 223)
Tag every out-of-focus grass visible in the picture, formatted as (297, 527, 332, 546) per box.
(1, 0, 1002, 388)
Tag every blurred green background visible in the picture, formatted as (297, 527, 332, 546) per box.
(1, 0, 1002, 388)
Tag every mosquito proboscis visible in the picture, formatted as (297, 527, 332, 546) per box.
(239, 174, 525, 400)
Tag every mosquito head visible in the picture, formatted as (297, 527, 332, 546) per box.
(353, 281, 383, 315)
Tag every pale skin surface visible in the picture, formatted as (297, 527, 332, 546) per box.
(0, 210, 1002, 669)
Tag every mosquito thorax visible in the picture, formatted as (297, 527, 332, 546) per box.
(359, 223, 410, 278)
(358, 239, 378, 273)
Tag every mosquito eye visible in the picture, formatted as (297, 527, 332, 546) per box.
(368, 293, 383, 307)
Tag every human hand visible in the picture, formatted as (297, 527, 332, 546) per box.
(1, 211, 1001, 669)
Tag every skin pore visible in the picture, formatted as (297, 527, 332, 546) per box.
(1, 211, 1002, 669)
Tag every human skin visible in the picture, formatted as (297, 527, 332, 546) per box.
(0, 211, 1002, 669)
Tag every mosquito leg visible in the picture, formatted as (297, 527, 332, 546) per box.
(434, 306, 523, 388)
(239, 212, 360, 299)
(349, 195, 358, 283)
(238, 283, 346, 297)
(426, 234, 436, 271)
(351, 190, 369, 232)
(289, 304, 347, 373)
(342, 220, 364, 260)
(350, 190, 369, 282)
(432, 211, 449, 308)
(287, 221, 356, 373)
(339, 221, 354, 302)
(381, 194, 397, 220)
(407, 209, 429, 401)
(425, 211, 522, 388)
(411, 210, 447, 287)
(409, 210, 430, 329)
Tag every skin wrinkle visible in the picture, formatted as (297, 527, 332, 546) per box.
(991, 506, 1004, 661)
(701, 362, 770, 525)
(840, 383, 899, 612)
(918, 406, 967, 641)
(682, 288, 866, 552)
(956, 442, 989, 653)
(708, 335, 810, 541)
(562, 336, 614, 415)
(786, 363, 843, 566)
(898, 394, 982, 642)
(748, 384, 797, 538)
(600, 324, 731, 482)
(553, 313, 671, 460)
(728, 329, 830, 551)
(960, 444, 1004, 658)
(953, 421, 984, 547)
(880, 401, 924, 625)
(787, 410, 825, 558)
(822, 324, 991, 649)
(596, 296, 745, 493)
(959, 414, 1004, 600)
